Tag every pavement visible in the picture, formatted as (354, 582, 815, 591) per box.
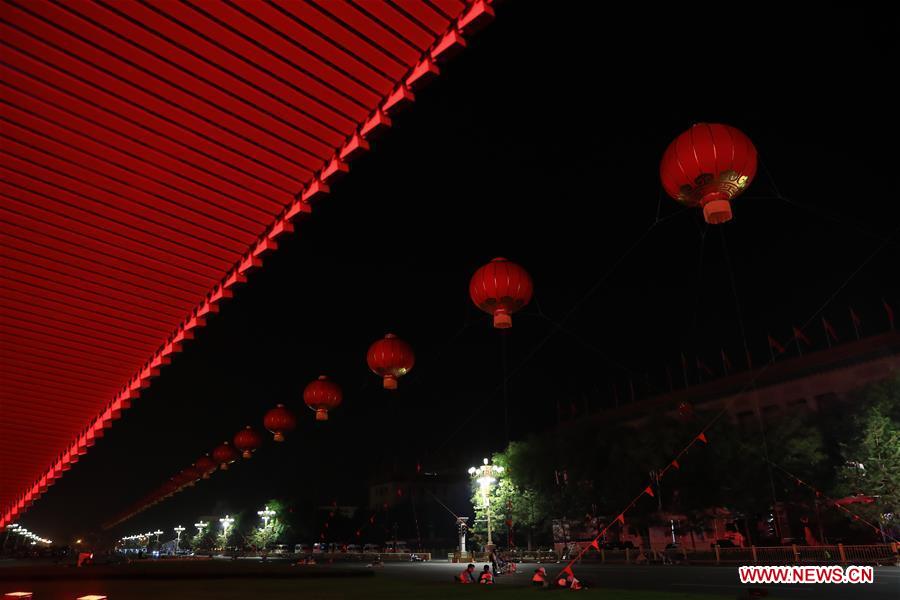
(373, 560, 900, 599)
(1, 557, 897, 599)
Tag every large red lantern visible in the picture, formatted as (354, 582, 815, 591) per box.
(469, 257, 533, 329)
(234, 425, 263, 459)
(367, 334, 415, 390)
(304, 376, 343, 421)
(263, 404, 297, 441)
(194, 455, 217, 478)
(212, 442, 238, 470)
(660, 123, 758, 225)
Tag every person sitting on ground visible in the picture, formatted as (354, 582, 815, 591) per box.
(479, 564, 495, 584)
(456, 563, 477, 583)
(556, 572, 584, 590)
(532, 566, 548, 587)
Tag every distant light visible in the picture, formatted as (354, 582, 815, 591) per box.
(76, 539, 83, 544)
(483, 458, 489, 465)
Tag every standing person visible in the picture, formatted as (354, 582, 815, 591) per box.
(532, 566, 548, 586)
(479, 564, 494, 584)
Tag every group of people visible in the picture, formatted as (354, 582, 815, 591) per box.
(457, 563, 584, 590)
(456, 563, 495, 584)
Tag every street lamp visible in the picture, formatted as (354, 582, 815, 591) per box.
(257, 505, 276, 529)
(468, 457, 504, 548)
(219, 515, 234, 539)
(174, 526, 185, 554)
(153, 529, 163, 547)
(195, 521, 208, 535)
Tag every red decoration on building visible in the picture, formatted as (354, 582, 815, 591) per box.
(303, 376, 343, 421)
(660, 123, 758, 224)
(469, 257, 534, 328)
(367, 334, 415, 389)
(212, 442, 238, 470)
(263, 404, 297, 441)
(194, 455, 217, 479)
(233, 426, 263, 459)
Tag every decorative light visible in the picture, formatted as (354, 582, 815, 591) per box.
(220, 515, 234, 534)
(468, 457, 504, 547)
(257, 506, 276, 529)
(194, 521, 208, 533)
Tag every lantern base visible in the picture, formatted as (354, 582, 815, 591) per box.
(383, 375, 398, 390)
(702, 198, 733, 225)
(220, 463, 228, 471)
(316, 409, 329, 421)
(493, 312, 512, 329)
(273, 432, 285, 442)
(242, 450, 252, 459)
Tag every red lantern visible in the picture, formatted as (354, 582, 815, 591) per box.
(212, 442, 238, 470)
(264, 404, 297, 441)
(303, 376, 343, 421)
(178, 466, 201, 487)
(194, 455, 217, 478)
(469, 257, 533, 328)
(234, 425, 263, 459)
(367, 334, 415, 390)
(660, 123, 758, 225)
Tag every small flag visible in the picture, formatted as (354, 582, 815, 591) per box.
(767, 334, 786, 355)
(590, 539, 600, 550)
(696, 357, 714, 377)
(644, 485, 655, 497)
(850, 307, 862, 339)
(720, 349, 732, 374)
(616, 514, 625, 525)
(562, 565, 573, 576)
(884, 299, 895, 330)
(671, 459, 680, 469)
(792, 326, 811, 346)
(822, 317, 839, 346)
(696, 432, 708, 444)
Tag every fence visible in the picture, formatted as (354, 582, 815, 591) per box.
(565, 543, 898, 566)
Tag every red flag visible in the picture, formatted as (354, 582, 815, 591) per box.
(696, 432, 708, 444)
(671, 459, 680, 469)
(767, 334, 786, 354)
(590, 539, 600, 550)
(822, 317, 839, 344)
(720, 349, 732, 374)
(884, 299, 895, 330)
(850, 307, 862, 339)
(696, 357, 714, 377)
(562, 565, 573, 576)
(644, 485, 655, 497)
(792, 326, 811, 346)
(616, 514, 625, 525)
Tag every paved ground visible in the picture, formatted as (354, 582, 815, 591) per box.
(1, 558, 897, 599)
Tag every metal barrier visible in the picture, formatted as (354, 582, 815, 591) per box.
(563, 543, 898, 566)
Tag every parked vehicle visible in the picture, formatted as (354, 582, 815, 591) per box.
(363, 543, 381, 553)
(294, 543, 311, 554)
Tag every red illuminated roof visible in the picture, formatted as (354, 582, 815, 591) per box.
(0, 0, 494, 527)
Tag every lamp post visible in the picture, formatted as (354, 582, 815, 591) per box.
(153, 529, 163, 548)
(174, 526, 185, 554)
(195, 521, 208, 535)
(257, 505, 276, 530)
(468, 457, 504, 549)
(219, 515, 234, 547)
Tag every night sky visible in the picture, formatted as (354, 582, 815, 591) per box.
(18, 3, 899, 543)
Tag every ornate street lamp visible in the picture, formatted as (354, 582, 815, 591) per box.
(468, 458, 504, 548)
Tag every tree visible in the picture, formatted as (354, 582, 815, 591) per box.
(247, 500, 288, 551)
(831, 375, 900, 540)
